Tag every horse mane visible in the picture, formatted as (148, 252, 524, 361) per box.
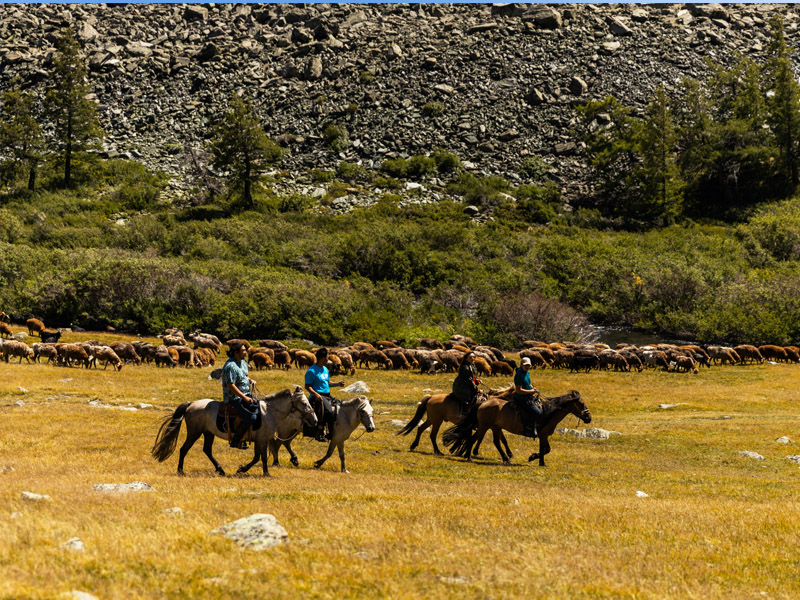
(341, 395, 369, 408)
(487, 385, 514, 397)
(259, 387, 293, 402)
(541, 390, 581, 416)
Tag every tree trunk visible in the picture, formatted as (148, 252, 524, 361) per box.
(27, 161, 36, 191)
(65, 109, 73, 186)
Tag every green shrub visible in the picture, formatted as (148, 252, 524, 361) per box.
(278, 194, 314, 213)
(322, 123, 349, 152)
(518, 156, 552, 182)
(374, 176, 403, 190)
(431, 149, 461, 174)
(359, 70, 375, 83)
(380, 155, 437, 181)
(380, 158, 408, 179)
(310, 169, 334, 183)
(103, 159, 169, 211)
(422, 101, 444, 118)
(336, 161, 371, 183)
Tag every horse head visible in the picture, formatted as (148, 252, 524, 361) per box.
(291, 385, 318, 428)
(566, 390, 591, 424)
(356, 396, 375, 432)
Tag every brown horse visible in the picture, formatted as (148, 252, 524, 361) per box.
(397, 392, 487, 455)
(442, 390, 591, 466)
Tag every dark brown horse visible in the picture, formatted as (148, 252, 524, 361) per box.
(396, 391, 488, 455)
(442, 390, 591, 466)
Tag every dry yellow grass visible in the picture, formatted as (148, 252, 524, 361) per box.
(1, 332, 799, 599)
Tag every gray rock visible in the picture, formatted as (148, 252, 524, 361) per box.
(77, 22, 99, 43)
(11, 332, 27, 340)
(21, 491, 51, 502)
(342, 381, 370, 394)
(163, 507, 184, 516)
(183, 5, 208, 21)
(1, 465, 14, 474)
(569, 76, 588, 96)
(464, 205, 481, 217)
(388, 43, 403, 60)
(209, 368, 223, 380)
(525, 87, 545, 105)
(775, 436, 792, 444)
(211, 513, 289, 550)
(467, 23, 500, 35)
(524, 6, 562, 29)
(434, 84, 455, 95)
(305, 56, 323, 80)
(600, 41, 621, 56)
(556, 427, 621, 440)
(93, 482, 154, 493)
(61, 537, 85, 552)
(786, 455, 800, 464)
(631, 8, 649, 23)
(389, 419, 407, 428)
(658, 403, 687, 409)
(609, 17, 633, 37)
(739, 451, 764, 461)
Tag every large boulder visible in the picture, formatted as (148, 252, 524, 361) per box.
(211, 514, 289, 550)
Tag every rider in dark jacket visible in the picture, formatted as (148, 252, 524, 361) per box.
(452, 352, 480, 409)
(513, 356, 541, 438)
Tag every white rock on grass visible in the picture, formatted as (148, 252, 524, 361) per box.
(93, 482, 153, 493)
(636, 491, 649, 498)
(556, 427, 621, 440)
(658, 403, 687, 409)
(390, 420, 408, 428)
(210, 514, 289, 550)
(61, 537, 85, 552)
(776, 437, 793, 444)
(1, 465, 14, 474)
(342, 381, 370, 394)
(739, 451, 765, 461)
(14, 400, 25, 407)
(163, 507, 183, 516)
(60, 592, 98, 600)
(786, 455, 800, 464)
(21, 491, 51, 502)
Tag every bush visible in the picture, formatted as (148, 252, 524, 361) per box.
(422, 101, 444, 118)
(431, 149, 461, 174)
(310, 169, 334, 183)
(518, 156, 552, 182)
(374, 176, 403, 190)
(336, 161, 371, 183)
(380, 155, 437, 181)
(103, 159, 169, 211)
(322, 124, 349, 152)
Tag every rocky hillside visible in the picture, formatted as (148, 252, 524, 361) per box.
(1, 3, 796, 203)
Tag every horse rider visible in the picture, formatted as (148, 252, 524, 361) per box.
(305, 347, 345, 441)
(222, 341, 257, 449)
(513, 356, 541, 438)
(451, 351, 480, 411)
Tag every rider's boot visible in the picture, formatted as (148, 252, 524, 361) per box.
(230, 419, 250, 449)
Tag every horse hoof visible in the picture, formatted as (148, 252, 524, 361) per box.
(434, 450, 443, 456)
(341, 469, 350, 474)
(177, 470, 185, 476)
(313, 462, 322, 469)
(290, 457, 299, 467)
(217, 470, 226, 477)
(528, 454, 537, 463)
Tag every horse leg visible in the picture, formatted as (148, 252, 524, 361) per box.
(260, 443, 270, 476)
(464, 425, 487, 461)
(237, 445, 262, 474)
(269, 440, 280, 467)
(499, 430, 513, 459)
(337, 441, 348, 473)
(471, 426, 489, 457)
(491, 427, 510, 463)
(314, 440, 336, 469)
(177, 428, 203, 476)
(528, 436, 551, 466)
(286, 441, 299, 467)
(410, 419, 431, 452)
(429, 421, 444, 456)
(202, 432, 226, 476)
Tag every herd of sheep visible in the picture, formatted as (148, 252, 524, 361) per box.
(0, 314, 797, 376)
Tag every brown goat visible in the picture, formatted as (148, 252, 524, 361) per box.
(26, 318, 45, 337)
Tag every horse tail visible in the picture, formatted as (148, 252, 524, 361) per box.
(396, 396, 430, 436)
(442, 401, 479, 457)
(151, 402, 191, 462)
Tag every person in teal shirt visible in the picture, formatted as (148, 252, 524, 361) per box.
(222, 341, 257, 449)
(305, 347, 345, 441)
(513, 357, 541, 437)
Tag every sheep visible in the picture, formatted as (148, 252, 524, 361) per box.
(225, 339, 252, 350)
(412, 350, 442, 375)
(167, 346, 180, 364)
(132, 342, 158, 363)
(618, 349, 643, 372)
(248, 346, 275, 363)
(358, 349, 392, 370)
(163, 334, 186, 347)
(273, 350, 292, 370)
(110, 342, 142, 366)
(784, 346, 800, 363)
(191, 335, 220, 354)
(1, 340, 34, 363)
(642, 350, 670, 371)
(599, 350, 629, 372)
(194, 347, 216, 367)
(433, 349, 462, 373)
(552, 349, 575, 370)
(673, 355, 699, 374)
(32, 342, 59, 364)
(175, 346, 200, 368)
(258, 340, 288, 351)
(92, 346, 123, 371)
(520, 349, 550, 369)
(351, 342, 377, 353)
(758, 345, 788, 362)
(326, 353, 343, 374)
(570, 354, 600, 373)
(41, 329, 61, 343)
(26, 318, 45, 337)
(522, 340, 550, 349)
(374, 340, 399, 350)
(0, 322, 12, 339)
(707, 346, 740, 365)
(417, 337, 444, 350)
(293, 349, 316, 369)
(473, 356, 492, 377)
(332, 350, 356, 375)
(154, 345, 176, 368)
(474, 345, 505, 361)
(733, 345, 764, 365)
(251, 352, 274, 371)
(490, 360, 514, 376)
(57, 344, 90, 368)
(385, 350, 411, 370)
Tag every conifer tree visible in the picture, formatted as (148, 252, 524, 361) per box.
(45, 27, 102, 187)
(636, 86, 684, 225)
(0, 84, 44, 191)
(765, 14, 800, 186)
(209, 95, 283, 209)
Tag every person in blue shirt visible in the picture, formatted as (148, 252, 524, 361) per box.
(304, 347, 345, 441)
(222, 341, 257, 449)
(513, 357, 541, 438)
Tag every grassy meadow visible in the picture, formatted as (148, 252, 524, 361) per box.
(1, 328, 799, 599)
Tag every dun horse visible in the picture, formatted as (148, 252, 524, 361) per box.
(151, 385, 316, 477)
(396, 392, 487, 455)
(443, 390, 591, 466)
(313, 396, 376, 473)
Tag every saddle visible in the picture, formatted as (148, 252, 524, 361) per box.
(304, 396, 340, 440)
(510, 395, 542, 438)
(216, 401, 262, 447)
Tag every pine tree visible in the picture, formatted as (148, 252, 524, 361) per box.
(45, 27, 102, 187)
(635, 86, 684, 225)
(0, 84, 44, 191)
(765, 14, 800, 187)
(209, 95, 283, 209)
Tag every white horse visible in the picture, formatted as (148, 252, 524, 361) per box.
(313, 395, 376, 473)
(269, 395, 375, 473)
(152, 385, 317, 477)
